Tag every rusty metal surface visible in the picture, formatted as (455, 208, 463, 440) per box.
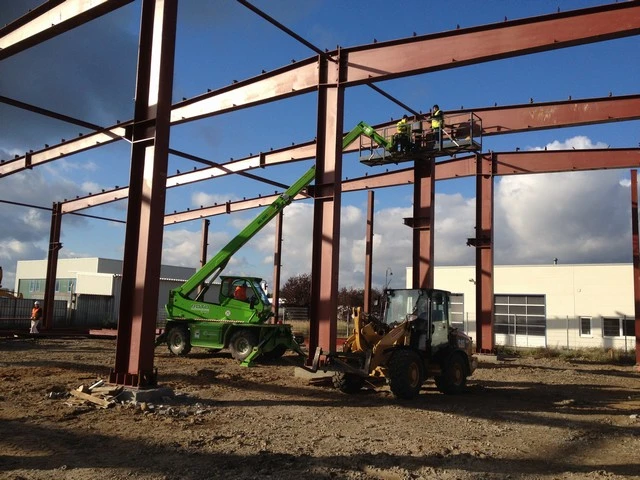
(471, 94, 640, 136)
(43, 203, 62, 331)
(309, 56, 344, 356)
(162, 149, 640, 225)
(5, 95, 638, 181)
(272, 211, 283, 322)
(112, 0, 178, 388)
(474, 154, 495, 353)
(631, 171, 640, 367)
(409, 159, 436, 289)
(363, 191, 374, 313)
(344, 3, 640, 84)
(0, 0, 133, 60)
(494, 149, 640, 175)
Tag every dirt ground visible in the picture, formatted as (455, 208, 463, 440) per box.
(0, 337, 639, 480)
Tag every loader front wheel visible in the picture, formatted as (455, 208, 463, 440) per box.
(167, 326, 191, 356)
(332, 372, 365, 394)
(388, 349, 424, 400)
(229, 329, 258, 362)
(435, 353, 467, 395)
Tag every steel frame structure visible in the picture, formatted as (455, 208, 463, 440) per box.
(1, 1, 639, 384)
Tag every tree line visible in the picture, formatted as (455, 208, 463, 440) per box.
(280, 273, 382, 310)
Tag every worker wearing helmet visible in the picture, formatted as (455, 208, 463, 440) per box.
(391, 114, 411, 153)
(30, 301, 42, 334)
(430, 104, 444, 149)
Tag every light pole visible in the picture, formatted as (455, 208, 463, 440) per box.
(385, 267, 393, 290)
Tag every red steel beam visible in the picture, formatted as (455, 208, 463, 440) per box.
(162, 149, 640, 225)
(309, 55, 345, 356)
(43, 202, 63, 331)
(271, 211, 283, 323)
(197, 219, 210, 296)
(0, 0, 134, 61)
(408, 159, 436, 289)
(494, 149, 640, 175)
(470, 94, 640, 136)
(474, 153, 495, 353)
(344, 2, 640, 84)
(631, 170, 640, 369)
(111, 0, 178, 388)
(363, 190, 374, 314)
(5, 94, 639, 182)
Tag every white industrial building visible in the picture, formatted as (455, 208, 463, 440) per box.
(14, 258, 195, 328)
(407, 264, 637, 351)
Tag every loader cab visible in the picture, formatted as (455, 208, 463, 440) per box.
(382, 288, 452, 354)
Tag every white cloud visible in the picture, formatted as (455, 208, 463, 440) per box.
(191, 191, 239, 208)
(529, 135, 608, 151)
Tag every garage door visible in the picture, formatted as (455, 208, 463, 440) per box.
(494, 294, 546, 348)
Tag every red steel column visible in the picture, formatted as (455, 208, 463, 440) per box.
(43, 202, 62, 330)
(272, 210, 283, 322)
(407, 158, 436, 289)
(111, 0, 177, 387)
(198, 219, 210, 295)
(475, 153, 495, 352)
(363, 190, 374, 313)
(308, 53, 345, 356)
(630, 170, 640, 369)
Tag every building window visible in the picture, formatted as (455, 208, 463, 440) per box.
(622, 318, 635, 337)
(55, 280, 60, 292)
(29, 280, 39, 293)
(68, 280, 75, 293)
(494, 294, 546, 336)
(450, 293, 464, 331)
(580, 317, 592, 337)
(603, 317, 622, 337)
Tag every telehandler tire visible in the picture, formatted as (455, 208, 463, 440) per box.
(332, 372, 365, 394)
(229, 329, 258, 362)
(167, 326, 191, 356)
(388, 349, 424, 400)
(435, 353, 468, 394)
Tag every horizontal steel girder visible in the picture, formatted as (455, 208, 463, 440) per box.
(5, 94, 638, 179)
(0, 0, 133, 61)
(344, 3, 640, 84)
(162, 148, 640, 224)
(52, 95, 640, 213)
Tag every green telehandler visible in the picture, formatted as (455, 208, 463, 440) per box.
(158, 121, 395, 366)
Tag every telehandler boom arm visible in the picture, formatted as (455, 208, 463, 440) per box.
(169, 121, 387, 301)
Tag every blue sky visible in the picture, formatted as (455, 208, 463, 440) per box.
(1, 0, 639, 293)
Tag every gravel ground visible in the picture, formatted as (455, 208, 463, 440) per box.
(0, 336, 639, 480)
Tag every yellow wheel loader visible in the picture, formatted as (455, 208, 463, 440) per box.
(317, 288, 478, 400)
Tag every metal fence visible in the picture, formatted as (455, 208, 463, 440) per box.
(0, 297, 67, 330)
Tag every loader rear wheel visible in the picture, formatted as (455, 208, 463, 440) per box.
(332, 372, 365, 394)
(388, 349, 424, 400)
(435, 353, 468, 395)
(167, 326, 191, 356)
(229, 329, 258, 362)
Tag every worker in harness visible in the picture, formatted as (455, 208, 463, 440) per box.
(391, 115, 412, 153)
(430, 104, 444, 149)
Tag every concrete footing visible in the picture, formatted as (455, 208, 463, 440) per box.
(117, 386, 175, 403)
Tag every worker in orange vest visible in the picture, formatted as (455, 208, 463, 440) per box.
(30, 301, 42, 334)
